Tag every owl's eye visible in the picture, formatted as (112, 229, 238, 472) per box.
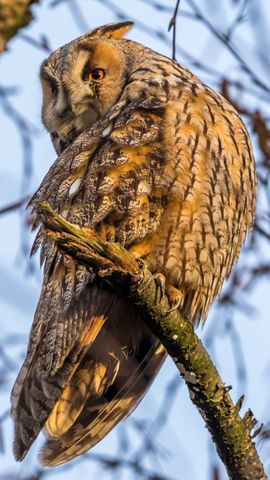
(89, 68, 105, 81)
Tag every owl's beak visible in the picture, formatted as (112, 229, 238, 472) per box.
(55, 87, 74, 119)
(51, 127, 77, 155)
(57, 103, 74, 119)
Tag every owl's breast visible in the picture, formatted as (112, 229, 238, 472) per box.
(140, 87, 256, 320)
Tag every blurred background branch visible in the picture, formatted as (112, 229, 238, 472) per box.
(0, 0, 39, 53)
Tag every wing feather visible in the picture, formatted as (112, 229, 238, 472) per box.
(11, 284, 114, 461)
(42, 342, 166, 466)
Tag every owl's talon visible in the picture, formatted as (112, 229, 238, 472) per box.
(165, 284, 183, 314)
(153, 272, 166, 303)
(166, 297, 182, 313)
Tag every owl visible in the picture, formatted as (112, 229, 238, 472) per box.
(11, 22, 256, 466)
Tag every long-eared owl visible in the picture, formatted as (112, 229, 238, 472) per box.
(11, 22, 257, 466)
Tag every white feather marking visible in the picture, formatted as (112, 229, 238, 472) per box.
(137, 182, 151, 195)
(101, 123, 113, 138)
(69, 177, 82, 198)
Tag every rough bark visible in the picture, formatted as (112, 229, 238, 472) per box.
(0, 0, 38, 53)
(35, 201, 267, 480)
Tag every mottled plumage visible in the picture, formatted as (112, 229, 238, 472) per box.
(11, 22, 256, 466)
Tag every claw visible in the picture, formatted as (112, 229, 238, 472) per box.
(153, 272, 166, 303)
(165, 284, 183, 313)
(166, 298, 182, 313)
(152, 276, 183, 314)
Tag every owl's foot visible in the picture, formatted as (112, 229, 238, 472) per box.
(153, 272, 166, 304)
(152, 275, 183, 314)
(165, 284, 183, 313)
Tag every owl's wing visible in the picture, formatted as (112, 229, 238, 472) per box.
(12, 94, 167, 462)
(29, 94, 165, 216)
(11, 281, 112, 460)
(29, 99, 129, 220)
(26, 92, 166, 374)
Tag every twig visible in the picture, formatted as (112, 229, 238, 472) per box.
(34, 201, 267, 480)
(168, 0, 181, 60)
(0, 196, 29, 216)
(254, 224, 270, 241)
(68, 1, 89, 33)
(19, 33, 51, 52)
(225, 0, 250, 40)
(186, 0, 270, 95)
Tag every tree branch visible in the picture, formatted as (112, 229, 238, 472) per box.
(0, 0, 39, 53)
(35, 201, 267, 480)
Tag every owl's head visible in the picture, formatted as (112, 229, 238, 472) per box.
(40, 22, 134, 154)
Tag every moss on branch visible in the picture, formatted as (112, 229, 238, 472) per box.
(35, 201, 267, 480)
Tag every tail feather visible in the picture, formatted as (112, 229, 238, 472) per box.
(42, 342, 166, 466)
(46, 353, 120, 437)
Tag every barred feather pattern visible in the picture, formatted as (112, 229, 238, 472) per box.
(11, 22, 256, 466)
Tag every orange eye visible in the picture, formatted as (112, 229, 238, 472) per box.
(89, 68, 105, 81)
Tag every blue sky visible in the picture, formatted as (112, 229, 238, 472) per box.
(0, 1, 270, 479)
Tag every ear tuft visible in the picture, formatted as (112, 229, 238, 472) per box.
(90, 22, 134, 40)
